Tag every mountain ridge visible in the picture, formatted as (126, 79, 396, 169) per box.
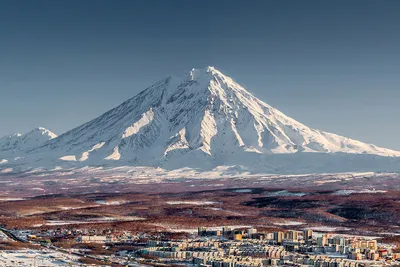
(0, 127, 57, 155)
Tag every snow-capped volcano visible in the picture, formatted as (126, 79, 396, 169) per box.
(2, 67, 400, 173)
(36, 67, 400, 159)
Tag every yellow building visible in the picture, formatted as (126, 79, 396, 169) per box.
(274, 232, 284, 244)
(234, 234, 243, 241)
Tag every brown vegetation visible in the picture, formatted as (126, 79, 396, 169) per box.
(0, 186, 398, 236)
(381, 235, 400, 252)
(0, 241, 40, 250)
(78, 257, 112, 266)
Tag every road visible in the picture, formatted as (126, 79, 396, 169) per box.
(0, 227, 29, 243)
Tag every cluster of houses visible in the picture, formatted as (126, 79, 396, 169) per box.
(138, 227, 399, 267)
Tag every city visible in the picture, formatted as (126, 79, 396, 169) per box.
(1, 224, 399, 266)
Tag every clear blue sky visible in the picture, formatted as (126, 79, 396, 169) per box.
(1, 0, 399, 149)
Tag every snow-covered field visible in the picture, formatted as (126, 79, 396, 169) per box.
(0, 250, 80, 266)
(0, 167, 398, 198)
(5, 164, 399, 182)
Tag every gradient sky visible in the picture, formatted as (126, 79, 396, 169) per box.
(1, 0, 400, 149)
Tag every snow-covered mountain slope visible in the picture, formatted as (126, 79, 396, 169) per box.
(2, 67, 400, 174)
(0, 127, 56, 155)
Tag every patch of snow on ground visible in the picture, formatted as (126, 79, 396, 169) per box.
(308, 226, 351, 232)
(0, 250, 80, 266)
(166, 201, 220, 205)
(0, 198, 24, 202)
(59, 155, 76, 161)
(314, 179, 342, 184)
(44, 216, 145, 226)
(267, 190, 308, 197)
(87, 216, 145, 222)
(233, 189, 253, 193)
(30, 188, 45, 191)
(379, 232, 400, 236)
(0, 168, 13, 173)
(333, 189, 387, 195)
(95, 200, 127, 205)
(205, 207, 223, 211)
(0, 231, 10, 241)
(45, 220, 88, 226)
(274, 221, 305, 226)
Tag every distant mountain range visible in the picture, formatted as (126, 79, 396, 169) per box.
(1, 67, 399, 174)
